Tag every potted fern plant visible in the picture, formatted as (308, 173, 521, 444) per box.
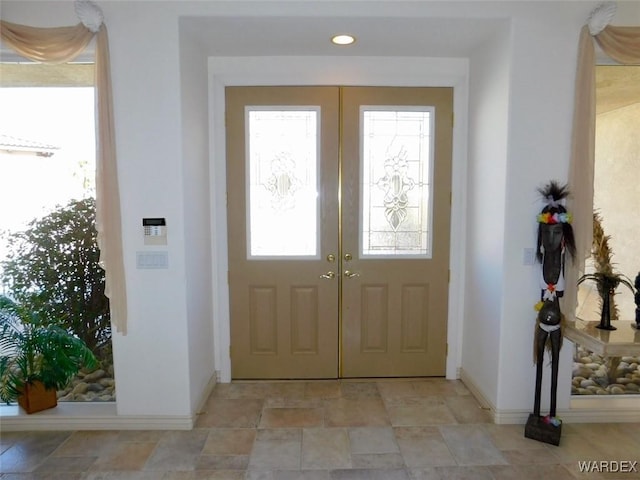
(0, 295, 97, 413)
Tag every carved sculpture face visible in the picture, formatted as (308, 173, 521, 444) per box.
(540, 223, 564, 287)
(541, 223, 564, 253)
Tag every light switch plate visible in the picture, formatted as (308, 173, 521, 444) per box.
(523, 247, 535, 266)
(136, 251, 169, 269)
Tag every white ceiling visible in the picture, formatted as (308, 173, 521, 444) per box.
(181, 16, 508, 57)
(596, 66, 640, 114)
(180, 16, 640, 116)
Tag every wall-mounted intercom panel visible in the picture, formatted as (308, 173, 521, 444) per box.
(143, 218, 167, 245)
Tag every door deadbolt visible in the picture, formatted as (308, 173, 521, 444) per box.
(344, 253, 352, 261)
(326, 254, 336, 263)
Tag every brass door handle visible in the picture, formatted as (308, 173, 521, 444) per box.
(344, 270, 360, 278)
(319, 271, 336, 279)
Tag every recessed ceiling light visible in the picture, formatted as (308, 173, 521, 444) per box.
(331, 34, 356, 46)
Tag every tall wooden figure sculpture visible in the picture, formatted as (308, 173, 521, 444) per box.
(525, 181, 575, 446)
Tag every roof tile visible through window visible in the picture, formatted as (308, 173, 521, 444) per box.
(0, 133, 59, 157)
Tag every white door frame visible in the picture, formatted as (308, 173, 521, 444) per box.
(208, 56, 469, 383)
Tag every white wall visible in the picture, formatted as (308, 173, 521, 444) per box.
(495, 5, 589, 416)
(93, 3, 194, 416)
(5, 0, 638, 424)
(462, 24, 511, 410)
(179, 21, 217, 413)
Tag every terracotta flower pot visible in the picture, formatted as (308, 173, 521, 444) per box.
(18, 381, 58, 414)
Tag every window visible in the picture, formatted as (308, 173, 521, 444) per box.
(246, 107, 320, 258)
(0, 61, 115, 403)
(361, 107, 434, 257)
(572, 65, 640, 398)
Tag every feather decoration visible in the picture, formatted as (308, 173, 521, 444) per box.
(588, 2, 617, 36)
(74, 0, 104, 33)
(537, 180, 570, 206)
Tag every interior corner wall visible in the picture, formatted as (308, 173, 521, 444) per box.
(461, 26, 512, 411)
(179, 23, 216, 414)
(495, 7, 592, 417)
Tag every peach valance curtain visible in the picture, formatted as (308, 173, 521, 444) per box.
(0, 20, 128, 334)
(565, 24, 640, 320)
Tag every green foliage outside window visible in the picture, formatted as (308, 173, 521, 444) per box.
(0, 197, 111, 359)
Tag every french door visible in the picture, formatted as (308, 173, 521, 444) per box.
(226, 86, 452, 378)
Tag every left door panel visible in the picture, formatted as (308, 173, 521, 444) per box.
(226, 86, 340, 379)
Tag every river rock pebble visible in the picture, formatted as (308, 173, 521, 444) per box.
(57, 360, 116, 402)
(572, 345, 640, 396)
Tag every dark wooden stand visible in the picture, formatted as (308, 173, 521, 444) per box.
(524, 413, 562, 446)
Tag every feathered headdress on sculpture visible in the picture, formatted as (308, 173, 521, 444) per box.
(536, 180, 576, 263)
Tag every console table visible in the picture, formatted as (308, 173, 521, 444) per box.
(564, 320, 640, 356)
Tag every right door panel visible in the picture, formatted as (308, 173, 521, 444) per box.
(340, 87, 453, 377)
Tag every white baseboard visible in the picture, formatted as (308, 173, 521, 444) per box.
(0, 373, 220, 432)
(565, 396, 640, 423)
(492, 405, 640, 424)
(194, 372, 218, 416)
(459, 367, 496, 411)
(0, 402, 194, 431)
(460, 367, 640, 425)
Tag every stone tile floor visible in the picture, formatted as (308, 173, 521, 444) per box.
(1, 378, 639, 479)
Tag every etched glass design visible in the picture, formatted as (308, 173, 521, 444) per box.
(247, 108, 319, 257)
(361, 108, 434, 257)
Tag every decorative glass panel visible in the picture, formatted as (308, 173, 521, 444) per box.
(361, 107, 434, 257)
(247, 108, 319, 257)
